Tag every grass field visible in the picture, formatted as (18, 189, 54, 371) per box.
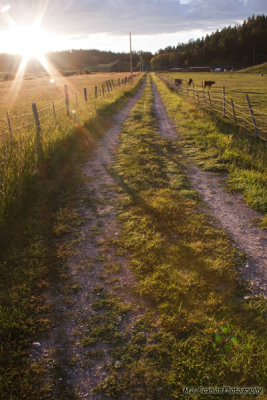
(0, 72, 134, 117)
(0, 72, 141, 229)
(163, 71, 267, 114)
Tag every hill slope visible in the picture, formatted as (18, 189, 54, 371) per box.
(238, 62, 267, 74)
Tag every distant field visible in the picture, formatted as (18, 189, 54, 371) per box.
(164, 71, 267, 114)
(0, 71, 139, 137)
(0, 72, 133, 118)
(0, 71, 142, 227)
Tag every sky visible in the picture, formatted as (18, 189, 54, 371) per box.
(0, 0, 267, 54)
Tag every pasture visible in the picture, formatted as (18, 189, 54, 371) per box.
(0, 71, 135, 121)
(0, 71, 142, 228)
(164, 71, 267, 113)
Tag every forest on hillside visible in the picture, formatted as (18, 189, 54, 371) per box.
(151, 15, 267, 70)
(0, 49, 153, 74)
(46, 49, 153, 72)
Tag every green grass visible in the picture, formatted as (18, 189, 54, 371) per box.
(238, 62, 267, 74)
(154, 73, 267, 220)
(0, 76, 144, 400)
(82, 291, 130, 347)
(97, 76, 267, 399)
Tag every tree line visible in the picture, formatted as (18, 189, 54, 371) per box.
(0, 49, 153, 75)
(151, 15, 267, 70)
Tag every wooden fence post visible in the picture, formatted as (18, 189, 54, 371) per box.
(246, 95, 259, 137)
(109, 80, 113, 90)
(203, 88, 206, 108)
(106, 81, 110, 93)
(6, 111, 12, 137)
(32, 103, 43, 172)
(102, 84, 105, 96)
(208, 91, 212, 111)
(95, 86, 98, 99)
(231, 99, 237, 125)
(192, 84, 195, 103)
(64, 85, 70, 116)
(222, 86, 226, 117)
(84, 88, 87, 103)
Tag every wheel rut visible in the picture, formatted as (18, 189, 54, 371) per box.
(151, 77, 267, 297)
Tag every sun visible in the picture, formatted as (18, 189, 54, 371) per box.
(6, 24, 51, 59)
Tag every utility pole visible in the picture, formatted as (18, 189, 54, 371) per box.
(129, 32, 133, 77)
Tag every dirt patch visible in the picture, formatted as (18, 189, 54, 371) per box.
(151, 78, 267, 297)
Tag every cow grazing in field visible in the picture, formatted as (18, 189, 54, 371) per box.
(203, 80, 215, 89)
(188, 78, 193, 85)
(174, 78, 183, 86)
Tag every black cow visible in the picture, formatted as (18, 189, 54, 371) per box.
(203, 80, 215, 89)
(174, 78, 183, 86)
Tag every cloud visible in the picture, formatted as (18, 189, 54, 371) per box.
(1, 0, 266, 42)
(40, 0, 267, 35)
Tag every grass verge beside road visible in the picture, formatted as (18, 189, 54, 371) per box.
(153, 73, 267, 228)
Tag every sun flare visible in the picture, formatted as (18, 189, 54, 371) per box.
(5, 24, 52, 58)
(4, 18, 63, 108)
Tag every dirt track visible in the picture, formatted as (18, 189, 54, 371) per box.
(32, 80, 146, 400)
(152, 77, 267, 297)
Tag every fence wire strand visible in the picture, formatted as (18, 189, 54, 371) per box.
(0, 74, 136, 143)
(158, 73, 267, 140)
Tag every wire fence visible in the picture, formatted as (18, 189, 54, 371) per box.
(0, 73, 141, 225)
(157, 73, 267, 142)
(0, 74, 137, 136)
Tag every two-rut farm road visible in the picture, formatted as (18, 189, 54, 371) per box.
(32, 75, 266, 400)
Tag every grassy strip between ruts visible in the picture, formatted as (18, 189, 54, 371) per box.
(97, 76, 267, 399)
(153, 73, 267, 228)
(0, 76, 144, 400)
